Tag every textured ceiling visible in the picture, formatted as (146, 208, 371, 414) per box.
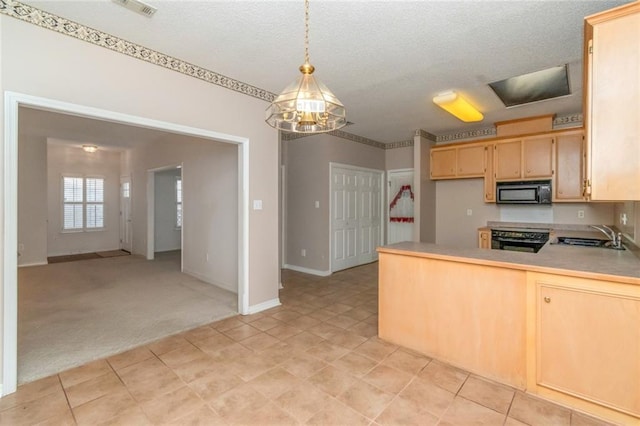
(23, 0, 631, 143)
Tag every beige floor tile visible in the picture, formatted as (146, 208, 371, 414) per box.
(117, 356, 171, 384)
(323, 303, 353, 314)
(504, 416, 529, 426)
(509, 392, 571, 426)
(249, 367, 303, 399)
(168, 405, 226, 425)
(399, 377, 455, 418)
(308, 365, 357, 397)
(95, 406, 152, 426)
(342, 307, 374, 321)
(375, 396, 439, 426)
(325, 314, 361, 329)
(281, 352, 328, 379)
(307, 308, 338, 322)
(148, 334, 193, 356)
(208, 382, 269, 418)
(222, 323, 262, 342)
(107, 346, 155, 371)
(0, 390, 70, 425)
(274, 381, 332, 423)
(59, 359, 113, 389)
(181, 325, 219, 344)
(64, 371, 125, 408)
(305, 398, 371, 426)
(270, 309, 302, 323)
(571, 411, 614, 426)
(418, 359, 469, 394)
(363, 364, 413, 394)
(307, 322, 345, 340)
(292, 315, 321, 330)
(188, 370, 244, 403)
(284, 331, 325, 350)
(210, 342, 253, 365)
(240, 332, 280, 351)
(439, 396, 506, 425)
(171, 356, 223, 384)
(225, 401, 298, 426)
(347, 321, 379, 338)
(265, 324, 303, 340)
(211, 316, 246, 332)
(249, 316, 284, 331)
(191, 333, 237, 356)
(140, 385, 204, 423)
(118, 358, 184, 403)
(0, 375, 62, 411)
(72, 388, 138, 425)
(337, 379, 395, 419)
(332, 351, 379, 377)
(458, 374, 515, 414)
(33, 409, 76, 426)
(353, 338, 397, 362)
(325, 330, 368, 350)
(229, 352, 281, 381)
(158, 343, 206, 368)
(381, 348, 430, 375)
(305, 341, 350, 362)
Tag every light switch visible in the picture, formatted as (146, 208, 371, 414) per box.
(315, 201, 320, 208)
(253, 200, 263, 210)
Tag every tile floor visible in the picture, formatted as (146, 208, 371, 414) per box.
(0, 263, 614, 425)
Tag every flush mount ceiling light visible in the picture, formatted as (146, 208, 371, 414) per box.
(82, 144, 98, 153)
(265, 0, 346, 134)
(433, 91, 484, 122)
(489, 65, 570, 107)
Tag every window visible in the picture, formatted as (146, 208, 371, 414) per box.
(63, 176, 105, 231)
(176, 177, 182, 229)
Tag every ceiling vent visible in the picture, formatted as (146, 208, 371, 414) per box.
(112, 0, 157, 17)
(489, 65, 571, 107)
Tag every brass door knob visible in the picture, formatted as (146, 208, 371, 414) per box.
(544, 297, 551, 303)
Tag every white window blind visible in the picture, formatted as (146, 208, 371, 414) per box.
(62, 176, 105, 231)
(176, 178, 182, 229)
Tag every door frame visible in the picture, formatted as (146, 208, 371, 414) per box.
(386, 168, 415, 244)
(146, 164, 183, 264)
(3, 91, 250, 395)
(329, 162, 384, 273)
(120, 175, 133, 253)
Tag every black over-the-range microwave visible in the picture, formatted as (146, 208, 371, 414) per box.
(496, 180, 552, 205)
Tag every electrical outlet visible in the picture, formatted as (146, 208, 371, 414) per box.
(301, 249, 306, 257)
(578, 210, 585, 219)
(315, 201, 320, 208)
(620, 213, 628, 225)
(466, 209, 472, 216)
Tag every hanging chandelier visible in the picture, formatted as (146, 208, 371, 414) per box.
(265, 0, 347, 134)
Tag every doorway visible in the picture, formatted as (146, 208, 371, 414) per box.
(120, 176, 133, 253)
(387, 168, 415, 244)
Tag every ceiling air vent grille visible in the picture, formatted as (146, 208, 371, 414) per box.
(112, 0, 157, 17)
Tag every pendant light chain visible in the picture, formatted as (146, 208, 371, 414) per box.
(304, 0, 310, 65)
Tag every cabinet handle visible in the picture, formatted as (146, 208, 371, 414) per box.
(544, 297, 551, 303)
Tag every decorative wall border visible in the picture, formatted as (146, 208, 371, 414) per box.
(282, 129, 387, 150)
(0, 0, 276, 102)
(436, 127, 497, 143)
(553, 113, 583, 126)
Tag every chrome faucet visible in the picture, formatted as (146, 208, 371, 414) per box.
(590, 225, 623, 249)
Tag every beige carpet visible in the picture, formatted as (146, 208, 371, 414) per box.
(18, 251, 237, 384)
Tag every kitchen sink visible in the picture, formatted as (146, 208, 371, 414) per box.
(556, 236, 625, 250)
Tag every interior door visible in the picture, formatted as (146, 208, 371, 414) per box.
(358, 171, 382, 264)
(331, 167, 358, 271)
(120, 176, 132, 253)
(387, 169, 414, 244)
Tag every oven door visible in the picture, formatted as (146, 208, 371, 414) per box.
(492, 238, 545, 253)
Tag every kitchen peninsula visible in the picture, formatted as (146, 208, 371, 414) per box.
(377, 240, 640, 424)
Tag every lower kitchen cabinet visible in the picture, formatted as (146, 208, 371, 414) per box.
(531, 273, 640, 420)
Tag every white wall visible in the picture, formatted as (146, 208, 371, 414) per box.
(1, 13, 280, 389)
(385, 146, 413, 170)
(17, 132, 47, 266)
(46, 143, 121, 256)
(154, 168, 182, 253)
(128, 136, 238, 293)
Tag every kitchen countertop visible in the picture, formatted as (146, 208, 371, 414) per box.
(378, 239, 640, 285)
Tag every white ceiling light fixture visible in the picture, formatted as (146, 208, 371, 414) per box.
(82, 144, 98, 153)
(265, 0, 346, 134)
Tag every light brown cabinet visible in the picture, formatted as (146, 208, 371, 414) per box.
(584, 2, 640, 200)
(478, 228, 491, 249)
(484, 145, 495, 202)
(534, 274, 640, 418)
(495, 137, 554, 181)
(430, 144, 485, 179)
(554, 130, 584, 201)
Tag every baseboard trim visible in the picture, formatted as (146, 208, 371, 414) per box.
(18, 261, 48, 268)
(182, 268, 238, 294)
(283, 264, 331, 277)
(247, 298, 281, 315)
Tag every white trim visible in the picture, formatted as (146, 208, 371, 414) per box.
(17, 261, 49, 268)
(182, 268, 237, 294)
(246, 298, 281, 315)
(2, 91, 250, 396)
(283, 264, 331, 277)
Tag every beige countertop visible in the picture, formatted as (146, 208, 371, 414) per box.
(378, 239, 640, 286)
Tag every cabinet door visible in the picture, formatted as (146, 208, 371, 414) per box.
(457, 145, 485, 177)
(495, 140, 522, 180)
(554, 132, 584, 201)
(430, 148, 456, 179)
(523, 136, 554, 178)
(484, 145, 495, 202)
(538, 285, 640, 416)
(587, 5, 640, 200)
(478, 229, 491, 249)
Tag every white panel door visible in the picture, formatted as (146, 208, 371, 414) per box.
(331, 165, 383, 272)
(332, 168, 359, 271)
(387, 169, 414, 244)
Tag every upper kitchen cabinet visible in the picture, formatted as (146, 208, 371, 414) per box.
(584, 2, 640, 200)
(494, 136, 554, 181)
(430, 143, 485, 179)
(554, 130, 585, 202)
